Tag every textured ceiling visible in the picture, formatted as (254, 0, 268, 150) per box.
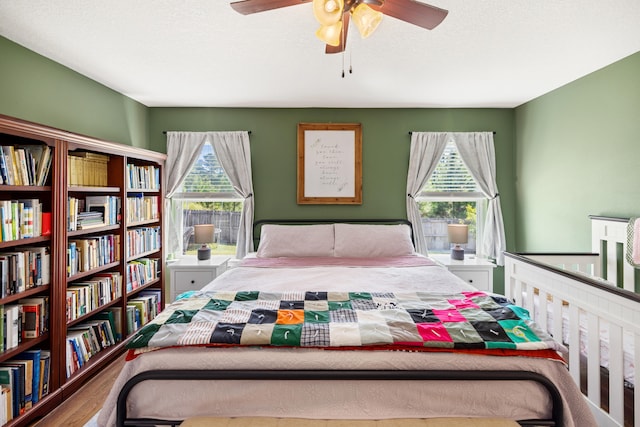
(1, 0, 639, 108)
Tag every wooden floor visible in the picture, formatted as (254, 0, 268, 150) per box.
(29, 353, 126, 427)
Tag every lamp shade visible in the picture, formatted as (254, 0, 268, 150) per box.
(316, 21, 343, 46)
(313, 0, 344, 26)
(194, 224, 216, 244)
(447, 224, 468, 244)
(351, 3, 383, 39)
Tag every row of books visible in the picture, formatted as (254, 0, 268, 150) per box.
(0, 199, 49, 242)
(126, 258, 160, 293)
(67, 234, 121, 277)
(126, 290, 161, 334)
(66, 312, 118, 378)
(127, 164, 160, 191)
(127, 227, 161, 258)
(66, 272, 122, 321)
(0, 349, 51, 423)
(67, 151, 109, 187)
(68, 195, 121, 231)
(1, 297, 49, 353)
(0, 247, 50, 298)
(126, 195, 159, 223)
(0, 145, 52, 187)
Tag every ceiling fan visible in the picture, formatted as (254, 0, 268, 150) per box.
(230, 0, 448, 54)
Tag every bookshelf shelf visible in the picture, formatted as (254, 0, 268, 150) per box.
(0, 285, 50, 306)
(66, 224, 120, 238)
(68, 186, 120, 193)
(0, 113, 166, 427)
(66, 297, 123, 328)
(0, 186, 51, 192)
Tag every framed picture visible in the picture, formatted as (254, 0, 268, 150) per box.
(297, 122, 362, 204)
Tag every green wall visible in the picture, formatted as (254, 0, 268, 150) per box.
(149, 108, 515, 234)
(0, 36, 149, 148)
(515, 51, 640, 252)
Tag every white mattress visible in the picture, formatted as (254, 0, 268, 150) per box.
(98, 257, 596, 427)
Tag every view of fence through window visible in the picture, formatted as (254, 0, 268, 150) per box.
(178, 142, 242, 256)
(417, 206, 478, 254)
(417, 141, 482, 255)
(182, 207, 241, 255)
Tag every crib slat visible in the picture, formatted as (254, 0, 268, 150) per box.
(552, 297, 564, 349)
(538, 289, 548, 333)
(586, 312, 601, 406)
(608, 323, 624, 424)
(623, 261, 635, 292)
(524, 283, 534, 312)
(568, 304, 581, 384)
(514, 277, 522, 307)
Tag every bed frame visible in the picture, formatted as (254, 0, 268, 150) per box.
(116, 369, 564, 427)
(504, 215, 640, 427)
(113, 218, 573, 427)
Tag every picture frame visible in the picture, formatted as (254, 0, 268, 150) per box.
(297, 122, 362, 205)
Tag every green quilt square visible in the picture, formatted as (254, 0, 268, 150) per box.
(271, 324, 302, 346)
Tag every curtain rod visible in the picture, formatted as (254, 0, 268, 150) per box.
(408, 131, 496, 135)
(162, 130, 252, 135)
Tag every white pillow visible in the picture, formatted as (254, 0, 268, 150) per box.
(334, 223, 415, 258)
(256, 224, 335, 258)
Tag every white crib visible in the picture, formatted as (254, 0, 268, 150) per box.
(504, 216, 640, 427)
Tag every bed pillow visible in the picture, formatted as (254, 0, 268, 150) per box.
(334, 223, 415, 258)
(256, 224, 335, 258)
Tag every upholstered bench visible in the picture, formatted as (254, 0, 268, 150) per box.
(179, 417, 520, 427)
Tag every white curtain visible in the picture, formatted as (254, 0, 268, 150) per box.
(165, 131, 254, 259)
(453, 132, 506, 265)
(405, 132, 449, 255)
(165, 132, 210, 258)
(210, 131, 254, 259)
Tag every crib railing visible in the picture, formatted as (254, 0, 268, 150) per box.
(504, 251, 640, 427)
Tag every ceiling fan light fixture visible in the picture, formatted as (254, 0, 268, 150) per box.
(313, 0, 344, 26)
(316, 21, 343, 46)
(351, 3, 383, 38)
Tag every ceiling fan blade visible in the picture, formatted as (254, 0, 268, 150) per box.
(230, 0, 311, 15)
(374, 0, 448, 30)
(325, 13, 350, 54)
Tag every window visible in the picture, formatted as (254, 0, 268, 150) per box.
(417, 140, 486, 255)
(170, 142, 243, 256)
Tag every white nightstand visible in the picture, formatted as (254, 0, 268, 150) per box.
(430, 253, 496, 292)
(167, 255, 231, 302)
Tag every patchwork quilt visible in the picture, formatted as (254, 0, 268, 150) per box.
(127, 290, 565, 354)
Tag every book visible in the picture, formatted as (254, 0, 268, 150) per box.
(0, 363, 24, 415)
(0, 384, 11, 423)
(0, 366, 17, 419)
(19, 297, 49, 336)
(17, 350, 41, 404)
(4, 305, 21, 350)
(21, 303, 39, 339)
(10, 359, 33, 408)
(39, 350, 50, 398)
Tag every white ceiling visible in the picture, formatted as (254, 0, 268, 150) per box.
(1, 0, 639, 108)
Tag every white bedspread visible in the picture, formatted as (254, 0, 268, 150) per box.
(98, 257, 597, 427)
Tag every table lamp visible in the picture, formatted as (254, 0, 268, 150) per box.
(447, 223, 468, 261)
(194, 224, 215, 260)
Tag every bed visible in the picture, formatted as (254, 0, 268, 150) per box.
(504, 215, 640, 427)
(98, 220, 596, 427)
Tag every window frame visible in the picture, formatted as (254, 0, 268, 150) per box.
(416, 141, 487, 256)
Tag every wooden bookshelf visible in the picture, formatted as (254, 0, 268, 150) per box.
(0, 114, 166, 426)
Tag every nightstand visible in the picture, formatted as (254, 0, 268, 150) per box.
(167, 255, 231, 301)
(430, 253, 496, 292)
